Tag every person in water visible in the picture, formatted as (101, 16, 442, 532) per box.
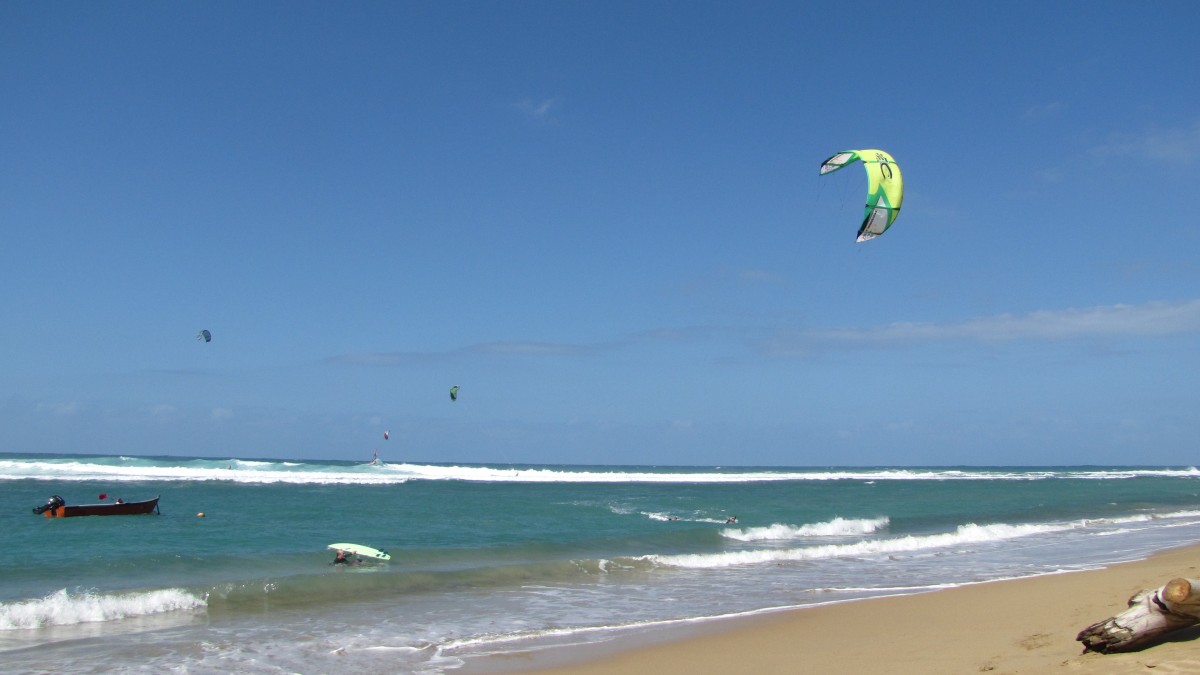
(332, 549, 362, 566)
(725, 516, 737, 524)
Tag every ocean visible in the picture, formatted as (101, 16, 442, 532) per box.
(3, 453, 1200, 674)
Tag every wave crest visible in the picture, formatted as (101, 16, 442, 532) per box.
(723, 517, 890, 542)
(0, 588, 205, 630)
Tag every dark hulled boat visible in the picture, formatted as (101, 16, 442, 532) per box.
(33, 495, 160, 518)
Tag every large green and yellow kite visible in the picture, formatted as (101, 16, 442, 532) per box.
(819, 149, 904, 242)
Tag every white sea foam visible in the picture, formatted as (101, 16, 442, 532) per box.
(722, 517, 890, 542)
(2, 457, 1199, 486)
(648, 521, 1078, 569)
(0, 588, 206, 630)
(0, 459, 411, 485)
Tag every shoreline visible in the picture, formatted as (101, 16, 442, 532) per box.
(470, 542, 1200, 674)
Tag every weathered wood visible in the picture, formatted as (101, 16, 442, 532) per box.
(1077, 578, 1200, 654)
(1161, 577, 1200, 607)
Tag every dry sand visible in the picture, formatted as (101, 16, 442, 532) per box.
(474, 543, 1200, 674)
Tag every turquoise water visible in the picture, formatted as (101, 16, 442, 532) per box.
(3, 454, 1200, 673)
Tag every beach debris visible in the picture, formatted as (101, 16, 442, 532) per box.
(819, 149, 904, 242)
(1077, 577, 1200, 653)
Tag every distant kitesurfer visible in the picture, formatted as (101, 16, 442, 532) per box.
(725, 516, 737, 524)
(370, 449, 379, 465)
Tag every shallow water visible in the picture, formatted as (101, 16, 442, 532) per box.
(3, 454, 1200, 673)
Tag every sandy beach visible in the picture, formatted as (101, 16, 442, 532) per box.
(481, 543, 1200, 675)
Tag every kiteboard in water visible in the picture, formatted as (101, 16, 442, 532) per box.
(328, 542, 391, 561)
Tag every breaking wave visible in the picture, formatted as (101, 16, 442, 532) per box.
(723, 517, 891, 542)
(2, 455, 1199, 486)
(0, 588, 206, 630)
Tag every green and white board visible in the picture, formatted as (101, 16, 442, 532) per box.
(328, 542, 391, 561)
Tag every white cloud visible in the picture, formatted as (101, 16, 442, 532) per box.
(733, 268, 783, 284)
(36, 401, 79, 416)
(334, 300, 1200, 367)
(1092, 120, 1200, 164)
(763, 299, 1200, 356)
(470, 341, 589, 356)
(331, 340, 599, 366)
(514, 96, 561, 122)
(1023, 101, 1064, 119)
(670, 419, 695, 432)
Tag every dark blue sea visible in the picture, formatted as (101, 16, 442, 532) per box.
(3, 453, 1200, 673)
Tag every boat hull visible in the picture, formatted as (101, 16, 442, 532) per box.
(42, 497, 160, 518)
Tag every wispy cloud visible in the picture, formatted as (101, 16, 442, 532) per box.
(513, 96, 561, 122)
(468, 341, 590, 355)
(330, 340, 600, 366)
(332, 300, 1200, 366)
(675, 266, 784, 296)
(761, 299, 1200, 356)
(1092, 120, 1200, 164)
(731, 268, 783, 284)
(1023, 101, 1064, 119)
(36, 401, 79, 416)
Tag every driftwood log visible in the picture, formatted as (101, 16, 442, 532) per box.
(1077, 577, 1200, 653)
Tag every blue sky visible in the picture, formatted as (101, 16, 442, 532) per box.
(3, 1, 1198, 466)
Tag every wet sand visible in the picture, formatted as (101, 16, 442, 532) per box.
(481, 543, 1200, 674)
